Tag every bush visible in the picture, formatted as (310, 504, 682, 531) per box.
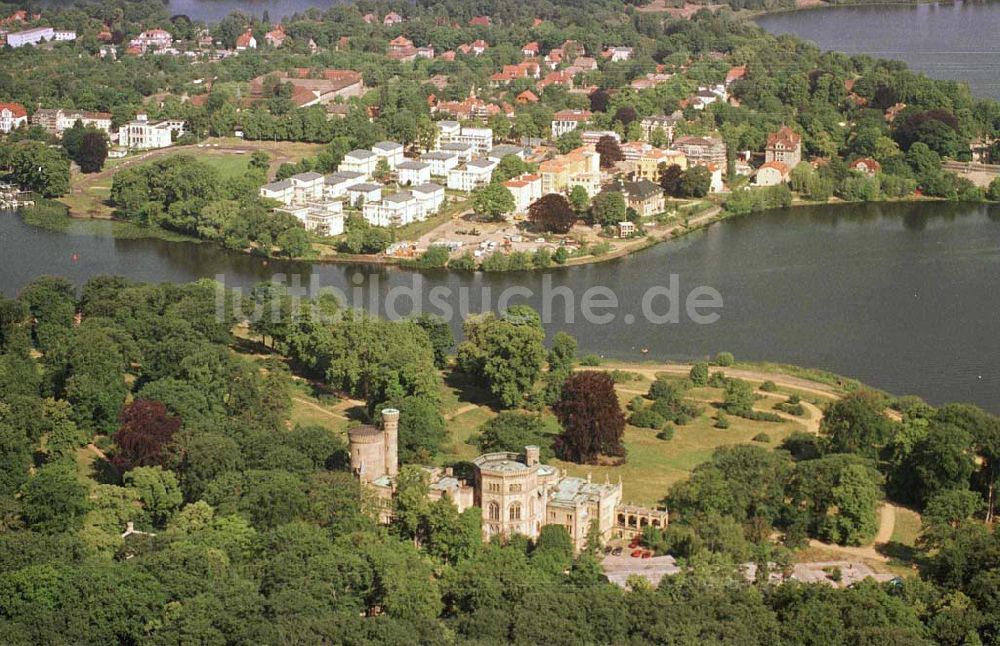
(656, 425, 675, 441)
(715, 352, 734, 367)
(579, 354, 602, 366)
(780, 432, 821, 460)
(628, 396, 645, 412)
(629, 408, 666, 429)
(404, 246, 450, 269)
(740, 410, 785, 423)
(448, 251, 477, 271)
(674, 412, 693, 426)
(752, 432, 771, 443)
(760, 380, 778, 392)
(707, 371, 728, 388)
(715, 411, 730, 429)
(689, 362, 709, 386)
(608, 370, 638, 383)
(774, 401, 805, 416)
(788, 394, 801, 405)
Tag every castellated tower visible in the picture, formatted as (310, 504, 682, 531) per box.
(382, 408, 399, 477)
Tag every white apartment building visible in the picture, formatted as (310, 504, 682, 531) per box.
(363, 191, 423, 227)
(372, 141, 405, 169)
(276, 202, 345, 236)
(33, 108, 112, 137)
(117, 114, 184, 150)
(347, 182, 383, 206)
(6, 27, 53, 47)
(551, 109, 592, 139)
(502, 173, 542, 216)
(436, 121, 493, 156)
(397, 161, 431, 186)
(324, 171, 365, 199)
(422, 151, 459, 176)
(580, 130, 620, 146)
(411, 182, 445, 215)
(440, 142, 475, 163)
(259, 172, 324, 205)
(447, 159, 496, 192)
(338, 149, 379, 178)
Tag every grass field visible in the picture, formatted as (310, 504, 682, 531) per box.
(890, 506, 923, 547)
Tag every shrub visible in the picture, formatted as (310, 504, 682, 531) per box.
(715, 351, 735, 366)
(628, 396, 645, 412)
(760, 380, 778, 392)
(752, 432, 771, 443)
(715, 411, 730, 429)
(775, 402, 805, 416)
(740, 410, 785, 423)
(788, 394, 801, 405)
(689, 362, 709, 386)
(449, 252, 476, 271)
(657, 425, 675, 441)
(707, 371, 728, 388)
(629, 408, 666, 429)
(608, 369, 638, 383)
(579, 354, 602, 366)
(674, 412, 693, 426)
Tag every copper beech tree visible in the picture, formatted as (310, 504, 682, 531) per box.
(553, 371, 626, 464)
(528, 193, 577, 233)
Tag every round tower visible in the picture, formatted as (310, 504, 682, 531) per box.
(382, 408, 400, 477)
(348, 425, 385, 482)
(525, 445, 540, 466)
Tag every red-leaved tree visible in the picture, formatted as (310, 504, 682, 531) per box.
(528, 193, 577, 234)
(112, 399, 181, 471)
(553, 372, 626, 464)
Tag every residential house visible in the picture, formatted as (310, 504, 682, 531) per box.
(129, 28, 172, 53)
(447, 159, 496, 192)
(706, 163, 724, 193)
(372, 141, 405, 170)
(630, 73, 673, 91)
(618, 221, 636, 238)
(347, 182, 383, 206)
(324, 171, 365, 199)
(754, 161, 790, 186)
(276, 203, 345, 236)
(423, 151, 460, 176)
(363, 191, 431, 227)
(490, 61, 542, 86)
(640, 114, 681, 143)
(522, 42, 540, 57)
(441, 142, 476, 162)
(469, 15, 491, 26)
(260, 179, 293, 203)
(397, 161, 431, 186)
(248, 69, 366, 108)
(433, 96, 507, 121)
(411, 182, 445, 215)
(634, 147, 687, 181)
(765, 126, 802, 168)
(235, 28, 256, 50)
(339, 149, 379, 178)
(502, 173, 542, 216)
(0, 103, 28, 133)
(416, 46, 434, 59)
(383, 11, 403, 25)
(566, 56, 597, 76)
(725, 66, 747, 86)
(387, 35, 417, 61)
(849, 158, 881, 176)
(32, 108, 112, 137)
(604, 46, 633, 62)
(581, 130, 620, 146)
(537, 71, 574, 92)
(551, 109, 592, 139)
(436, 122, 493, 155)
(538, 146, 601, 197)
(672, 136, 727, 167)
(118, 114, 184, 149)
(516, 90, 539, 104)
(487, 145, 528, 163)
(470, 39, 489, 55)
(265, 25, 286, 47)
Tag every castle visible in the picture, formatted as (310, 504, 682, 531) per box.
(349, 409, 668, 551)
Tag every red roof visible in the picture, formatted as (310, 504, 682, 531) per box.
(235, 29, 254, 47)
(766, 126, 800, 149)
(469, 16, 492, 26)
(0, 102, 27, 118)
(517, 90, 539, 103)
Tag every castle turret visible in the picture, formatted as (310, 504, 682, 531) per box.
(525, 445, 540, 466)
(348, 425, 386, 483)
(382, 408, 399, 477)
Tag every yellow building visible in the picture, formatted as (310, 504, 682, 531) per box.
(539, 145, 601, 197)
(634, 148, 687, 182)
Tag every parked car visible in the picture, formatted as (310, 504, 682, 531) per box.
(630, 549, 643, 558)
(611, 547, 623, 556)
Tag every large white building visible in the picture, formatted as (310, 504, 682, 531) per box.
(447, 159, 496, 192)
(276, 202, 345, 236)
(117, 114, 184, 150)
(396, 161, 431, 186)
(339, 149, 379, 178)
(362, 183, 445, 227)
(422, 151, 460, 176)
(502, 173, 542, 217)
(436, 121, 493, 156)
(130, 28, 173, 53)
(32, 108, 112, 137)
(259, 172, 325, 205)
(551, 109, 592, 139)
(6, 27, 53, 48)
(372, 141, 405, 169)
(0, 103, 28, 134)
(324, 171, 366, 199)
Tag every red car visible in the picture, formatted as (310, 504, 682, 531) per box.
(630, 549, 643, 558)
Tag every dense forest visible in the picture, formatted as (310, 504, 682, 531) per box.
(0, 274, 997, 644)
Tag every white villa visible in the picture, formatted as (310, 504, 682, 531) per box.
(372, 141, 405, 169)
(447, 159, 496, 192)
(502, 173, 543, 217)
(397, 161, 431, 186)
(423, 151, 460, 176)
(117, 114, 184, 150)
(339, 149, 379, 178)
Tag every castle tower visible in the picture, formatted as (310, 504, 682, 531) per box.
(382, 408, 399, 477)
(525, 445, 540, 466)
(348, 424, 386, 483)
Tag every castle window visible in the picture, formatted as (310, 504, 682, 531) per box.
(509, 483, 522, 493)
(509, 503, 522, 521)
(488, 502, 500, 521)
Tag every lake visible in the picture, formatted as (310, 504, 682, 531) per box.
(756, 2, 1000, 100)
(2, 202, 998, 412)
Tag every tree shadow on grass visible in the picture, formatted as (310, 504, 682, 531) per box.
(444, 370, 501, 411)
(877, 541, 926, 570)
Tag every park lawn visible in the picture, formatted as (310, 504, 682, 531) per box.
(197, 153, 252, 179)
(890, 507, 923, 547)
(551, 405, 807, 507)
(287, 386, 349, 438)
(444, 407, 497, 463)
(394, 195, 471, 241)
